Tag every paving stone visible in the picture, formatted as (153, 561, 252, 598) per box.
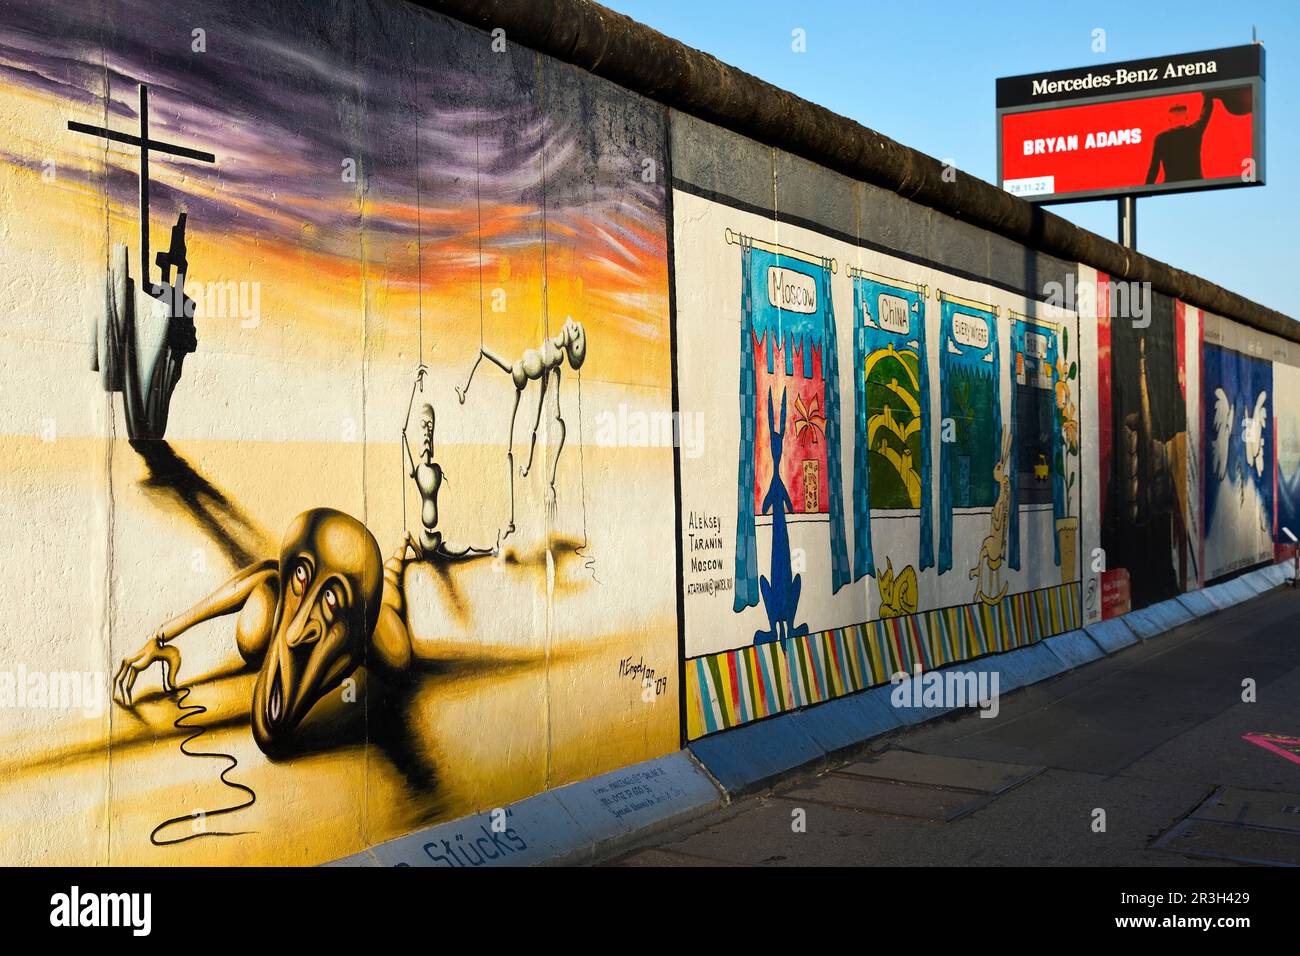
(1155, 818, 1300, 866)
(836, 748, 1043, 794)
(1188, 786, 1300, 833)
(778, 773, 993, 822)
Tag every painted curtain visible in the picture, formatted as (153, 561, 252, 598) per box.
(851, 275, 933, 580)
(734, 242, 850, 611)
(938, 299, 1000, 574)
(1008, 319, 1065, 569)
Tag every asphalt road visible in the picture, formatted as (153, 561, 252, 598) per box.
(611, 583, 1300, 866)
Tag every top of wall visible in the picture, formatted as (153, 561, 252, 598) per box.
(418, 0, 1297, 344)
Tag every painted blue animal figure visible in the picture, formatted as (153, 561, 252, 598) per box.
(755, 387, 809, 645)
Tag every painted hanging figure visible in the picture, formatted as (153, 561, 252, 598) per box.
(402, 366, 497, 561)
(755, 387, 809, 645)
(455, 317, 587, 537)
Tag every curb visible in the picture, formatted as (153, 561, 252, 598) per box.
(327, 561, 1292, 866)
(329, 750, 725, 867)
(680, 565, 1290, 805)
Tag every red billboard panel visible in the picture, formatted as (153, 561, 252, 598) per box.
(997, 46, 1265, 203)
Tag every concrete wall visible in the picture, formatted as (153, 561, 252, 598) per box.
(0, 0, 1291, 863)
(0, 0, 678, 864)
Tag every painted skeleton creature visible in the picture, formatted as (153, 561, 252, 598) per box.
(455, 317, 588, 536)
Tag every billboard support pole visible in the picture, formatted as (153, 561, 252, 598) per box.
(1118, 196, 1137, 249)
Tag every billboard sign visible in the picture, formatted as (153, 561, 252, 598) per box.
(997, 45, 1265, 203)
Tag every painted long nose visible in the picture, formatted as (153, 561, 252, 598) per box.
(286, 619, 322, 648)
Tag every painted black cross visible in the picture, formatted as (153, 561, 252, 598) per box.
(67, 83, 215, 292)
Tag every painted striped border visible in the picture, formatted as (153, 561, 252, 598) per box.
(686, 582, 1081, 740)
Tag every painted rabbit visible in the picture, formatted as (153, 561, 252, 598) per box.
(755, 387, 809, 645)
(970, 426, 1013, 605)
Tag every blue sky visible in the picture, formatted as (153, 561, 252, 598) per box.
(602, 0, 1298, 316)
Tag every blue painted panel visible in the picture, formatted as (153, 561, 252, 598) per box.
(874, 674, 958, 725)
(1203, 578, 1245, 607)
(1042, 629, 1106, 668)
(841, 684, 907, 736)
(1257, 564, 1289, 588)
(1125, 598, 1194, 640)
(999, 642, 1067, 686)
(1177, 590, 1218, 618)
(1085, 618, 1139, 654)
(1237, 571, 1270, 594)
(688, 712, 824, 795)
(790, 692, 899, 754)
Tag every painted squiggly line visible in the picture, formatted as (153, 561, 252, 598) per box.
(150, 685, 257, 846)
(575, 538, 601, 585)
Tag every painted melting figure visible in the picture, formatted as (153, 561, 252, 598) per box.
(94, 211, 198, 440)
(112, 508, 418, 756)
(455, 317, 588, 536)
(403, 367, 497, 560)
(72, 83, 216, 441)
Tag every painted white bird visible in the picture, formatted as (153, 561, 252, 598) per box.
(1243, 390, 1268, 477)
(1211, 387, 1233, 481)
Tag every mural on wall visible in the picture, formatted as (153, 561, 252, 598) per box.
(1091, 270, 1121, 619)
(731, 234, 850, 624)
(850, 270, 933, 585)
(1100, 294, 1195, 610)
(1008, 315, 1079, 582)
(0, 0, 678, 864)
(673, 193, 1082, 741)
(937, 293, 1001, 575)
(1203, 344, 1274, 579)
(1181, 302, 1205, 594)
(1275, 362, 1300, 551)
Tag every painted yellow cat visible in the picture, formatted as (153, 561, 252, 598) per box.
(878, 557, 918, 619)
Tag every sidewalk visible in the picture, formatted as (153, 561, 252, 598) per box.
(609, 584, 1300, 866)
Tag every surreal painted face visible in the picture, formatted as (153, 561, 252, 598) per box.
(420, 403, 435, 460)
(251, 509, 382, 756)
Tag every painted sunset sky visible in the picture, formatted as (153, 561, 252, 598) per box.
(0, 0, 670, 388)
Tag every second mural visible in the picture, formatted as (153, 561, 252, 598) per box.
(673, 195, 1082, 740)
